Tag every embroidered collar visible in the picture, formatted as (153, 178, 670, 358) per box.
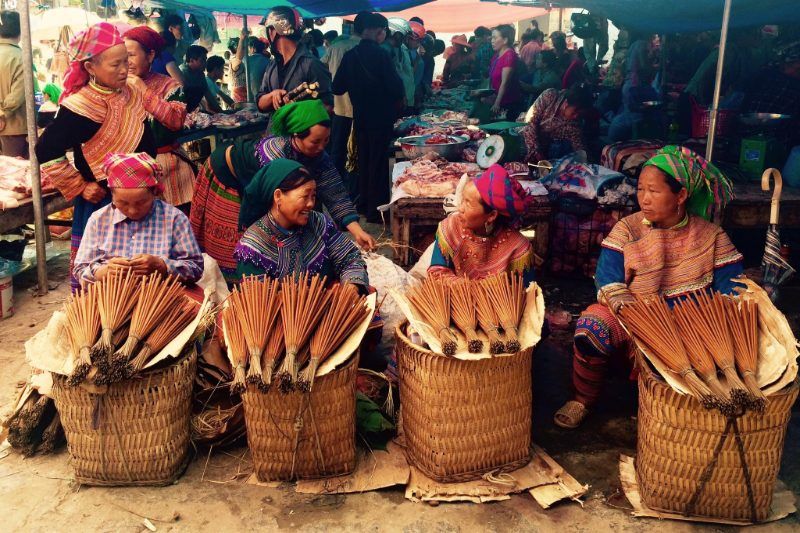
(88, 80, 117, 95)
(642, 214, 689, 230)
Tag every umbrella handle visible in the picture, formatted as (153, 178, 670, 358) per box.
(761, 168, 783, 226)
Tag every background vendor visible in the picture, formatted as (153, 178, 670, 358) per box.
(554, 147, 744, 429)
(73, 152, 204, 284)
(521, 86, 591, 163)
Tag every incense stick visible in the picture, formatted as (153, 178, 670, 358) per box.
(236, 275, 281, 391)
(450, 278, 483, 353)
(260, 315, 285, 391)
(222, 299, 249, 394)
(481, 273, 525, 353)
(474, 283, 505, 354)
(407, 277, 457, 356)
(64, 284, 101, 386)
(727, 298, 767, 411)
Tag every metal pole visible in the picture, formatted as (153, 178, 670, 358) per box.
(243, 15, 251, 102)
(705, 0, 733, 162)
(19, 1, 49, 295)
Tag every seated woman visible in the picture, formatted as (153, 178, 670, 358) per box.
(554, 146, 743, 429)
(428, 164, 535, 284)
(190, 99, 375, 282)
(73, 152, 204, 284)
(235, 159, 368, 291)
(521, 86, 592, 163)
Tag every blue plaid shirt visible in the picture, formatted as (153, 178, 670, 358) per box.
(74, 199, 204, 283)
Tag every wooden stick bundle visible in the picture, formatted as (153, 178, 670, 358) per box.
(407, 277, 458, 356)
(64, 284, 101, 386)
(300, 284, 369, 392)
(92, 269, 138, 366)
(277, 273, 332, 392)
(450, 278, 483, 353)
(473, 283, 505, 354)
(619, 298, 716, 408)
(727, 298, 766, 411)
(236, 276, 281, 391)
(222, 299, 249, 394)
(261, 315, 285, 391)
(481, 273, 525, 353)
(126, 297, 198, 377)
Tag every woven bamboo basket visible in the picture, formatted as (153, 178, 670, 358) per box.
(396, 322, 533, 483)
(52, 349, 196, 486)
(243, 353, 358, 481)
(636, 357, 798, 521)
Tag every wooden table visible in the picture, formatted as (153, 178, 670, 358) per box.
(0, 192, 71, 234)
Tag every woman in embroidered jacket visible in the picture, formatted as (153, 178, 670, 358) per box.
(190, 99, 375, 282)
(235, 159, 368, 291)
(554, 146, 744, 429)
(123, 26, 195, 210)
(428, 164, 535, 284)
(35, 22, 156, 291)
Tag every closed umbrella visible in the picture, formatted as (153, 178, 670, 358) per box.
(761, 168, 795, 300)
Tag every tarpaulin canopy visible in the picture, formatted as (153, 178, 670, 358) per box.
(153, 0, 435, 17)
(492, 0, 800, 34)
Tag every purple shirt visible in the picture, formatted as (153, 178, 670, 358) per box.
(489, 49, 522, 106)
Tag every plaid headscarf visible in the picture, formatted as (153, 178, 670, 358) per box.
(61, 22, 124, 102)
(270, 100, 331, 137)
(643, 145, 733, 221)
(473, 164, 529, 221)
(103, 152, 164, 195)
(123, 26, 167, 54)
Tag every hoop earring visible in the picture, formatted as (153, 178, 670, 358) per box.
(484, 220, 494, 234)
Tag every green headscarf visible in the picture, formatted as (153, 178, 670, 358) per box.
(643, 145, 733, 221)
(239, 158, 305, 229)
(270, 99, 330, 137)
(42, 83, 62, 104)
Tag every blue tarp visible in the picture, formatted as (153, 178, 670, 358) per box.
(153, 0, 434, 17)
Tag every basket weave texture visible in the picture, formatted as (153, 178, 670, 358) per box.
(396, 323, 532, 483)
(243, 353, 358, 481)
(52, 350, 196, 486)
(636, 359, 798, 521)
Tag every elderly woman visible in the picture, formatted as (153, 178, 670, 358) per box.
(554, 146, 744, 429)
(73, 152, 203, 284)
(521, 87, 592, 163)
(235, 159, 368, 290)
(35, 22, 156, 291)
(123, 26, 195, 210)
(428, 164, 535, 284)
(190, 99, 375, 281)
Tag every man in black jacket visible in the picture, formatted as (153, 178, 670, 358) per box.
(333, 13, 404, 223)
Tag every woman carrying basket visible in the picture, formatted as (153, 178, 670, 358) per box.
(554, 146, 745, 429)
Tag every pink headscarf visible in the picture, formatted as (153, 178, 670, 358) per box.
(60, 22, 124, 102)
(103, 152, 165, 195)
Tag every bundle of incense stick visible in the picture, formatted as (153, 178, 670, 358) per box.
(473, 282, 505, 354)
(686, 291, 751, 407)
(283, 81, 320, 104)
(236, 276, 281, 391)
(92, 269, 138, 367)
(110, 274, 184, 382)
(277, 273, 332, 392)
(260, 315, 285, 391)
(726, 298, 766, 411)
(222, 300, 249, 394)
(618, 298, 716, 408)
(450, 278, 483, 353)
(481, 272, 525, 353)
(64, 284, 101, 386)
(407, 277, 458, 356)
(125, 297, 198, 377)
(299, 284, 369, 392)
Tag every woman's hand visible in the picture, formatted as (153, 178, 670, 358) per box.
(129, 254, 168, 276)
(81, 182, 106, 203)
(491, 101, 502, 113)
(347, 222, 377, 251)
(95, 258, 131, 281)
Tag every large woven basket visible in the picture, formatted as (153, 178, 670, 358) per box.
(243, 353, 358, 481)
(52, 350, 196, 486)
(396, 323, 532, 483)
(636, 358, 798, 521)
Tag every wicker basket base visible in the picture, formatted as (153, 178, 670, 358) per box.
(396, 323, 533, 483)
(243, 354, 358, 481)
(53, 350, 196, 487)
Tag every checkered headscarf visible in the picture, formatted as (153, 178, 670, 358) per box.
(473, 164, 529, 221)
(103, 152, 164, 195)
(61, 22, 124, 102)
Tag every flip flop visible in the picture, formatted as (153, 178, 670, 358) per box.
(554, 400, 589, 429)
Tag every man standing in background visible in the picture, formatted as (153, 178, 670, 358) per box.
(0, 10, 27, 158)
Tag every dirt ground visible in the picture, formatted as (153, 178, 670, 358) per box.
(1, 241, 798, 532)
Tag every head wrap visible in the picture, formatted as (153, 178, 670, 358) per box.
(473, 164, 529, 220)
(103, 152, 164, 195)
(42, 83, 62, 104)
(643, 145, 733, 221)
(123, 25, 167, 54)
(239, 158, 306, 228)
(270, 99, 330, 137)
(61, 22, 124, 102)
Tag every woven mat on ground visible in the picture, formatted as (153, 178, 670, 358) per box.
(619, 455, 797, 525)
(245, 442, 586, 508)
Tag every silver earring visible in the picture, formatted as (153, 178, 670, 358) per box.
(484, 220, 494, 234)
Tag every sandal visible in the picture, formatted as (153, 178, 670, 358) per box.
(554, 400, 589, 429)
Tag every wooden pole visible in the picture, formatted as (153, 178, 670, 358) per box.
(705, 0, 733, 162)
(243, 15, 251, 102)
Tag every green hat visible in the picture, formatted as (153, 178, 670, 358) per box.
(239, 158, 305, 229)
(270, 99, 330, 137)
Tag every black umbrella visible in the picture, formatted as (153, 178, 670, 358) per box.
(761, 169, 795, 300)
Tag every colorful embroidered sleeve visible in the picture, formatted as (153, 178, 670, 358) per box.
(595, 247, 634, 311)
(322, 214, 368, 287)
(427, 233, 458, 281)
(521, 89, 557, 162)
(164, 211, 204, 282)
(143, 85, 186, 132)
(35, 107, 96, 201)
(712, 230, 744, 295)
(312, 154, 360, 228)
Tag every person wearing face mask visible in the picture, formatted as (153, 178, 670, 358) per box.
(520, 86, 591, 163)
(235, 158, 368, 291)
(36, 22, 156, 291)
(554, 147, 744, 429)
(190, 99, 375, 282)
(428, 164, 535, 285)
(122, 26, 195, 212)
(73, 152, 203, 284)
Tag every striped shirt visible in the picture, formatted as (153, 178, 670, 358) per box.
(73, 199, 204, 283)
